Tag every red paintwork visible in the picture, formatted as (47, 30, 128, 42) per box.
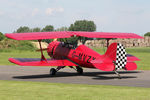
(5, 31, 143, 40)
(5, 32, 71, 40)
(71, 31, 144, 39)
(6, 31, 142, 71)
(9, 58, 77, 66)
(125, 62, 137, 70)
(9, 41, 139, 71)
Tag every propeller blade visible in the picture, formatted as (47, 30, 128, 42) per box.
(53, 38, 57, 41)
(36, 48, 47, 52)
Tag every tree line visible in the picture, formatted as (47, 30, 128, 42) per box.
(1, 19, 149, 43)
(0, 20, 96, 45)
(13, 20, 96, 33)
(12, 20, 96, 44)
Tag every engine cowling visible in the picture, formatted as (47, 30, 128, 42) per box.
(47, 41, 60, 57)
(47, 41, 72, 59)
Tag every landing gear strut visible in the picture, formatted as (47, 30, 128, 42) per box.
(50, 66, 65, 75)
(49, 66, 83, 75)
(115, 71, 121, 79)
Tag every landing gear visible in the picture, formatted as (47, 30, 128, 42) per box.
(50, 68, 57, 75)
(76, 66, 83, 74)
(49, 66, 83, 75)
(50, 66, 65, 75)
(115, 70, 121, 79)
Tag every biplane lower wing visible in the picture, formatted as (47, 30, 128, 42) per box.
(9, 58, 77, 66)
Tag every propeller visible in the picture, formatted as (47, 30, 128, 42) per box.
(36, 48, 47, 52)
(36, 38, 57, 52)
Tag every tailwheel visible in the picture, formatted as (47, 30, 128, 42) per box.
(114, 70, 121, 79)
(50, 68, 57, 75)
(76, 66, 83, 74)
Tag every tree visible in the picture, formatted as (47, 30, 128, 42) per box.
(68, 20, 96, 45)
(41, 25, 54, 43)
(144, 32, 150, 36)
(42, 25, 54, 32)
(0, 32, 5, 41)
(15, 26, 31, 33)
(32, 27, 41, 32)
(68, 20, 96, 32)
(55, 27, 68, 31)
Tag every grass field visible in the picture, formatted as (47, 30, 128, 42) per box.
(0, 50, 49, 65)
(0, 47, 150, 70)
(0, 80, 149, 100)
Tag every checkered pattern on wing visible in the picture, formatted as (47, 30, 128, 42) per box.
(115, 43, 127, 70)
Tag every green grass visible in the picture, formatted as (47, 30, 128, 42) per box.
(0, 80, 149, 100)
(0, 47, 150, 70)
(0, 39, 36, 52)
(0, 50, 49, 65)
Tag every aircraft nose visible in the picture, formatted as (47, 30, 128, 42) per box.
(47, 41, 60, 57)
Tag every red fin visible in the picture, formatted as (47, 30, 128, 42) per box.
(125, 62, 137, 70)
(91, 60, 115, 71)
(94, 63, 114, 71)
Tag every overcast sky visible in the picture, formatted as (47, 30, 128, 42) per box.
(0, 0, 150, 35)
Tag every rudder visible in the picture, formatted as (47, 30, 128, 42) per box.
(104, 43, 127, 70)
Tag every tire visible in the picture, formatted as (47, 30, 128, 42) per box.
(50, 68, 57, 75)
(76, 67, 83, 74)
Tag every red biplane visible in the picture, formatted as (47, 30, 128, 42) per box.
(5, 31, 143, 78)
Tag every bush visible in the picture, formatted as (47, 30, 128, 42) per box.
(0, 32, 5, 41)
(0, 39, 36, 52)
(144, 32, 150, 36)
(16, 41, 36, 51)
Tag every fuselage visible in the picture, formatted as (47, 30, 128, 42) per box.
(47, 41, 103, 68)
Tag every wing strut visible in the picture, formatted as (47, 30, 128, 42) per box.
(106, 38, 111, 48)
(38, 40, 47, 61)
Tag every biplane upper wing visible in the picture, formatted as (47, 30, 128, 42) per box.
(9, 58, 77, 66)
(71, 31, 143, 39)
(5, 32, 71, 40)
(5, 31, 143, 40)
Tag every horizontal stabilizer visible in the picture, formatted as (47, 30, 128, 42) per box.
(91, 60, 114, 71)
(9, 58, 77, 66)
(91, 59, 138, 71)
(127, 54, 140, 62)
(125, 62, 137, 70)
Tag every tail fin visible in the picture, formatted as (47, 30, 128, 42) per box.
(92, 43, 138, 71)
(104, 43, 127, 70)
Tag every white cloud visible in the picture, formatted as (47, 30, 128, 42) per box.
(45, 8, 54, 15)
(45, 7, 64, 15)
(32, 8, 39, 16)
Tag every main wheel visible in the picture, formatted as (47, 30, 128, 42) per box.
(76, 67, 83, 74)
(50, 68, 57, 75)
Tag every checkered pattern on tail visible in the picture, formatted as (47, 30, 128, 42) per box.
(115, 43, 127, 70)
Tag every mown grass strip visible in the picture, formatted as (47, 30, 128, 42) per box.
(0, 80, 149, 100)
